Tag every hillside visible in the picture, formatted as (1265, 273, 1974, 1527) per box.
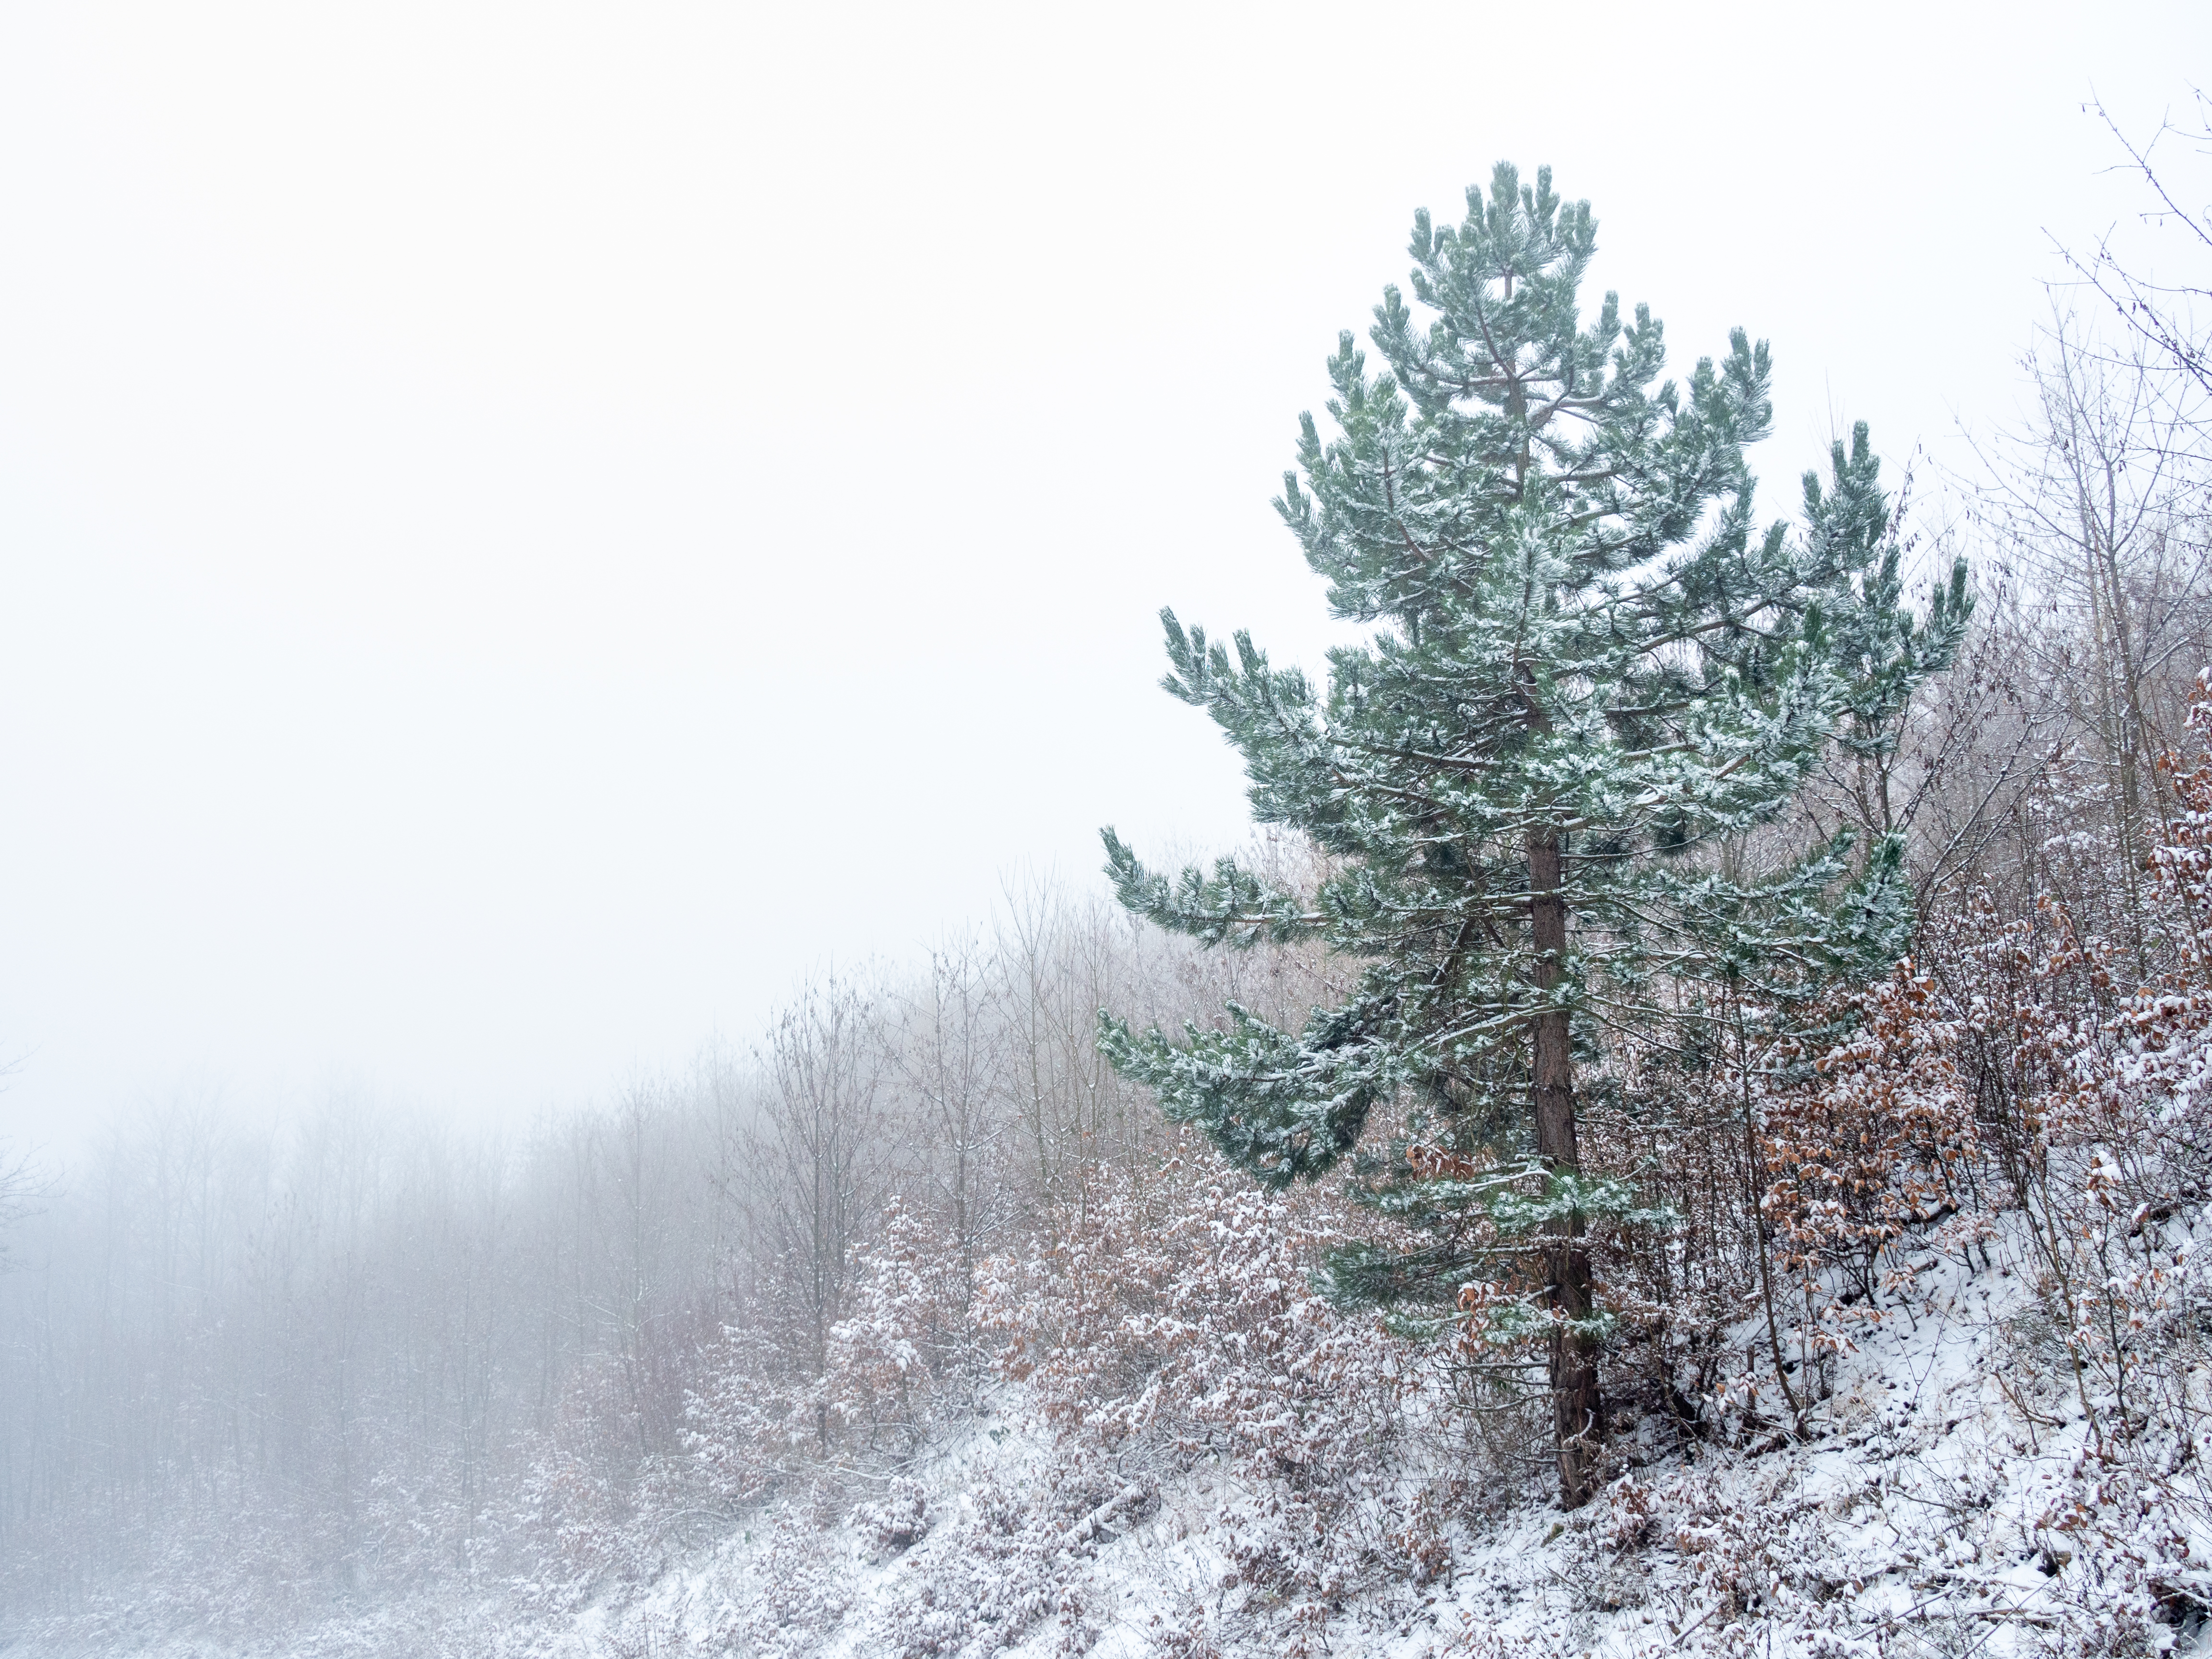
(17, 1203, 2206, 1659)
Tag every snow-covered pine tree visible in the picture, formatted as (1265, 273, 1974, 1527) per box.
(1097, 163, 1970, 1507)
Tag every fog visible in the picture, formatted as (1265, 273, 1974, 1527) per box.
(0, 872, 1326, 1631)
(1, 1, 2204, 1151)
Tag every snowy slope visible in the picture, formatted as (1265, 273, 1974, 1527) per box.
(22, 1209, 2210, 1659)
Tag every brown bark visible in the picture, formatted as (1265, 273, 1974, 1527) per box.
(1528, 829, 1602, 1507)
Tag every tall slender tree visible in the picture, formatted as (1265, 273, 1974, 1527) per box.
(1098, 163, 1969, 1506)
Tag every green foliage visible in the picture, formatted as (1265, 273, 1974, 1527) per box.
(1099, 163, 1969, 1308)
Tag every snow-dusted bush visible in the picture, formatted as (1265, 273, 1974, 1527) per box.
(980, 1138, 1458, 1618)
(859, 1456, 1156, 1657)
(1984, 684, 2212, 1472)
(680, 1197, 974, 1521)
(986, 1143, 1390, 1467)
(1765, 966, 1982, 1305)
(825, 1198, 976, 1452)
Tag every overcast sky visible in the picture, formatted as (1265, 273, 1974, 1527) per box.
(2, 1, 2207, 1157)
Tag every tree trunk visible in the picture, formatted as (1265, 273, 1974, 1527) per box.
(1528, 829, 1602, 1507)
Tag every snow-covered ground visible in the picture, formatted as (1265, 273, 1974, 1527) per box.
(21, 1211, 2211, 1659)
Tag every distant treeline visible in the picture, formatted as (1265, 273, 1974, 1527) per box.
(0, 858, 1334, 1623)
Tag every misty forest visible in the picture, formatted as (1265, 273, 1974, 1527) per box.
(14, 98, 2212, 1659)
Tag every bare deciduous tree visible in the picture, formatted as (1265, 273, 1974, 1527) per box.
(739, 978, 890, 1419)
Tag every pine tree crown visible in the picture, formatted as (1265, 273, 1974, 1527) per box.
(1097, 163, 1970, 1280)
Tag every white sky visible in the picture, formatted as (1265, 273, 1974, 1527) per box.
(2, 1, 2208, 1156)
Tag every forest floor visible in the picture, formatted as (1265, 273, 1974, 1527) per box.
(16, 1224, 2212, 1658)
